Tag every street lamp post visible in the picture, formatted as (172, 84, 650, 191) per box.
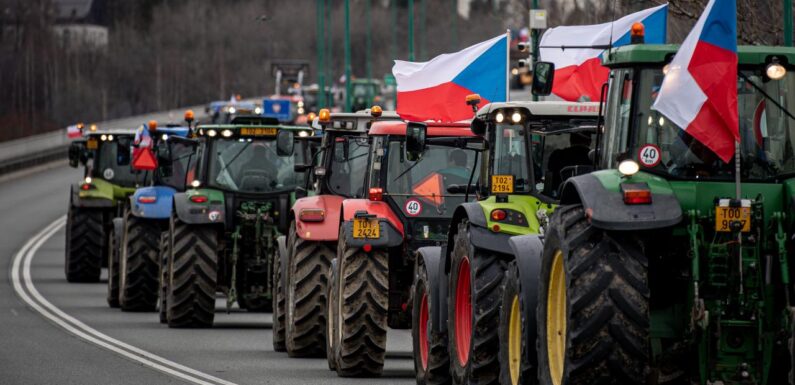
(786, 0, 793, 46)
(316, 0, 326, 108)
(344, 0, 352, 112)
(408, 0, 415, 61)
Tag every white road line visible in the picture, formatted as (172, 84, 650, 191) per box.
(11, 216, 239, 385)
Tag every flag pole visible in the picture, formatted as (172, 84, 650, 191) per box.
(734, 141, 741, 199)
(506, 29, 510, 102)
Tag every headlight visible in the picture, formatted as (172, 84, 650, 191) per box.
(85, 177, 92, 184)
(228, 107, 236, 114)
(511, 112, 522, 123)
(298, 130, 309, 137)
(207, 129, 217, 137)
(191, 180, 201, 188)
(221, 129, 233, 138)
(618, 160, 640, 176)
(100, 134, 107, 141)
(161, 134, 168, 141)
(495, 112, 505, 123)
(255, 107, 263, 114)
(767, 62, 787, 80)
(107, 134, 114, 141)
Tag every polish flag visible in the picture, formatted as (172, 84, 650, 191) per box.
(652, 0, 738, 162)
(67, 124, 83, 139)
(392, 34, 508, 122)
(540, 4, 667, 101)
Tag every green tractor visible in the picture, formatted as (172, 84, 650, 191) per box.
(530, 45, 795, 384)
(411, 100, 599, 384)
(161, 117, 315, 327)
(66, 126, 142, 282)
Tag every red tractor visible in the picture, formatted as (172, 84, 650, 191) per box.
(273, 107, 400, 355)
(326, 120, 483, 377)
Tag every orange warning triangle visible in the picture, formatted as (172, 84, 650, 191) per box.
(133, 148, 158, 170)
(412, 172, 444, 206)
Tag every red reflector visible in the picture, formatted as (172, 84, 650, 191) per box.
(369, 187, 383, 201)
(137, 196, 157, 204)
(299, 208, 325, 222)
(190, 195, 208, 203)
(491, 224, 501, 232)
(491, 209, 506, 221)
(80, 184, 92, 191)
(623, 189, 652, 204)
(363, 244, 372, 252)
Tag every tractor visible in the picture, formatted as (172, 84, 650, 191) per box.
(326, 120, 482, 377)
(106, 117, 196, 312)
(349, 78, 383, 113)
(160, 117, 314, 328)
(529, 44, 795, 385)
(273, 107, 400, 355)
(65, 125, 143, 282)
(409, 100, 599, 385)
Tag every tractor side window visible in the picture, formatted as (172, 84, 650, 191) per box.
(602, 69, 634, 168)
(328, 137, 369, 198)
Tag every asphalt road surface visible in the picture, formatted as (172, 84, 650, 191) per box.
(1, 164, 415, 385)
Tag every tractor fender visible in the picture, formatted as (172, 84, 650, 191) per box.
(173, 191, 226, 225)
(340, 199, 403, 249)
(291, 195, 345, 241)
(559, 173, 682, 231)
(70, 183, 114, 208)
(416, 246, 448, 333)
(129, 186, 176, 220)
(446, 202, 513, 258)
(507, 234, 543, 367)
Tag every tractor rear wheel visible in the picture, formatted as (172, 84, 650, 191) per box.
(65, 205, 104, 282)
(166, 217, 218, 328)
(412, 256, 450, 385)
(538, 205, 650, 385)
(498, 261, 531, 385)
(334, 236, 388, 377)
(272, 232, 287, 352)
(158, 231, 169, 324)
(107, 222, 121, 308)
(119, 216, 161, 311)
(286, 223, 334, 357)
(448, 221, 504, 385)
(326, 256, 340, 371)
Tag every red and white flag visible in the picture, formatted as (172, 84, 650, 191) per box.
(540, 4, 668, 101)
(67, 124, 83, 139)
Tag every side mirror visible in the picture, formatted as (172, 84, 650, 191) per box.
(276, 130, 295, 157)
(470, 117, 487, 137)
(68, 141, 85, 168)
(531, 61, 555, 96)
(405, 122, 427, 161)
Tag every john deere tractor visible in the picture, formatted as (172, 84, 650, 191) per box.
(161, 117, 314, 328)
(531, 45, 795, 384)
(66, 125, 143, 282)
(410, 100, 599, 385)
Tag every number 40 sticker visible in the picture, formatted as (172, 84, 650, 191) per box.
(405, 199, 422, 217)
(638, 144, 661, 168)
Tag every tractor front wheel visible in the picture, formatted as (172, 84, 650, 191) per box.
(498, 261, 532, 385)
(412, 256, 450, 385)
(166, 217, 218, 328)
(158, 231, 169, 324)
(448, 221, 504, 385)
(65, 205, 104, 282)
(119, 216, 161, 311)
(272, 233, 287, 352)
(326, 256, 340, 371)
(537, 205, 650, 385)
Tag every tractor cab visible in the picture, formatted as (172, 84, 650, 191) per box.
(350, 79, 383, 112)
(69, 127, 143, 191)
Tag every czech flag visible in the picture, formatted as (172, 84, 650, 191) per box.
(540, 4, 667, 101)
(652, 0, 738, 162)
(133, 123, 157, 170)
(67, 123, 83, 139)
(392, 34, 508, 122)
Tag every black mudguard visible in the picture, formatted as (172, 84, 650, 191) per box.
(342, 220, 403, 249)
(173, 192, 226, 225)
(448, 202, 513, 256)
(416, 246, 448, 333)
(507, 234, 543, 367)
(559, 174, 682, 231)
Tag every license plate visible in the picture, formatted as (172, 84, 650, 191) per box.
(491, 175, 514, 194)
(86, 138, 98, 149)
(353, 218, 380, 239)
(240, 127, 277, 136)
(715, 206, 751, 232)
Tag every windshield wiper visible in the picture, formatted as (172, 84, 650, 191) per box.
(216, 141, 252, 177)
(739, 72, 795, 121)
(393, 157, 424, 182)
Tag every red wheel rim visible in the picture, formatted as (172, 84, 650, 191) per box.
(455, 257, 472, 366)
(419, 293, 429, 370)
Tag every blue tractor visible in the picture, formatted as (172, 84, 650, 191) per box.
(107, 120, 197, 314)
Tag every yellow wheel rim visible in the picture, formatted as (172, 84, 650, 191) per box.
(546, 250, 567, 385)
(508, 294, 522, 385)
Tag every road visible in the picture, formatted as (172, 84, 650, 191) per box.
(1, 164, 415, 384)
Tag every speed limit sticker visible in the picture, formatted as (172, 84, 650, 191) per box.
(405, 199, 422, 216)
(638, 144, 661, 167)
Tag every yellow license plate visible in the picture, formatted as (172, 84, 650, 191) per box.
(353, 218, 380, 239)
(240, 127, 277, 136)
(491, 175, 514, 194)
(715, 206, 751, 232)
(86, 138, 98, 149)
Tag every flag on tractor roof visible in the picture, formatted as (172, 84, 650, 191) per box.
(540, 4, 667, 101)
(133, 123, 157, 170)
(392, 33, 508, 122)
(652, 0, 738, 163)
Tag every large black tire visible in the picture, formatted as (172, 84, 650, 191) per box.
(286, 222, 334, 357)
(65, 205, 104, 282)
(166, 216, 218, 328)
(498, 261, 532, 385)
(272, 233, 287, 352)
(537, 205, 650, 385)
(326, 256, 340, 371)
(107, 221, 121, 308)
(334, 234, 389, 377)
(412, 256, 451, 385)
(448, 221, 505, 385)
(158, 231, 169, 324)
(119, 215, 161, 311)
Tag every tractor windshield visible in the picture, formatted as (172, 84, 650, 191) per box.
(92, 136, 139, 185)
(604, 67, 795, 181)
(492, 123, 531, 193)
(379, 140, 479, 218)
(207, 138, 302, 193)
(327, 136, 369, 198)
